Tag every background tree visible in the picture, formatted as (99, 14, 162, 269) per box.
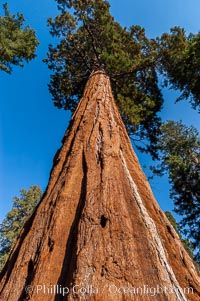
(165, 211, 194, 260)
(153, 121, 200, 262)
(0, 185, 42, 271)
(0, 3, 39, 73)
(157, 27, 200, 112)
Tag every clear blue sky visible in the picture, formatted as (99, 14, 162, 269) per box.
(0, 0, 199, 223)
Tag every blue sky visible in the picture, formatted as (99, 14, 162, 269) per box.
(0, 0, 199, 223)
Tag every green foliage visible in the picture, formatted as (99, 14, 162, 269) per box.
(0, 3, 39, 73)
(45, 0, 163, 158)
(157, 27, 200, 112)
(165, 211, 181, 234)
(165, 211, 194, 259)
(0, 185, 42, 271)
(154, 121, 200, 261)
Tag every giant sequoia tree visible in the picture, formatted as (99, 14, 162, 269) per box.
(0, 3, 39, 73)
(0, 2, 199, 300)
(1, 70, 200, 301)
(45, 0, 200, 266)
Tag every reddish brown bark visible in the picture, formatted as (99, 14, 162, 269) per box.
(0, 71, 199, 301)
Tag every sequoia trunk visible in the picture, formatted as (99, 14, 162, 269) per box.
(0, 71, 199, 301)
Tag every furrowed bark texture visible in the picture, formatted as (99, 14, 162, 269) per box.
(0, 71, 199, 301)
